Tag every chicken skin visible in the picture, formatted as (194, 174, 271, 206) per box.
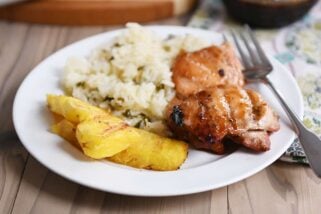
(172, 42, 244, 97)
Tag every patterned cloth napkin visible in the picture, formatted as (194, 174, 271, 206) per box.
(187, 0, 321, 164)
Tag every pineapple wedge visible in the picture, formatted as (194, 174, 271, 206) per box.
(76, 120, 136, 158)
(47, 94, 121, 123)
(108, 129, 188, 171)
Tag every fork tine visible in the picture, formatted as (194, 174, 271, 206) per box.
(239, 31, 260, 66)
(245, 25, 272, 68)
(231, 30, 251, 68)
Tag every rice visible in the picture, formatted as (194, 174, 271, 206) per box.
(63, 23, 210, 136)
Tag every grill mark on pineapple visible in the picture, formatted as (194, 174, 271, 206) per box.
(102, 123, 129, 135)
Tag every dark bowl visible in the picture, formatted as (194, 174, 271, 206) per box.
(222, 0, 318, 28)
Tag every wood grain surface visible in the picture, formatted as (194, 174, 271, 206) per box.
(0, 14, 321, 214)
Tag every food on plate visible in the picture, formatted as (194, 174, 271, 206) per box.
(49, 23, 280, 169)
(76, 120, 135, 158)
(47, 94, 111, 123)
(166, 42, 280, 154)
(47, 94, 188, 171)
(62, 23, 210, 136)
(172, 42, 244, 97)
(108, 129, 188, 171)
(166, 86, 280, 154)
(51, 119, 79, 149)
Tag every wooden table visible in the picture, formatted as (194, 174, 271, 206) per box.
(1, 14, 321, 214)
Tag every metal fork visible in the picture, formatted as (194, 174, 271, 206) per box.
(231, 25, 321, 178)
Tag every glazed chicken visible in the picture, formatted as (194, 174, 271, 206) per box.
(166, 86, 280, 154)
(172, 42, 244, 97)
(167, 42, 280, 154)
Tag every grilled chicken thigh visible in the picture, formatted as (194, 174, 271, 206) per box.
(172, 42, 244, 97)
(166, 86, 280, 154)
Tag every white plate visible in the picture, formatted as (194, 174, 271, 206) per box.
(13, 26, 304, 196)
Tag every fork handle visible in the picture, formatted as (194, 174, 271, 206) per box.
(265, 76, 321, 177)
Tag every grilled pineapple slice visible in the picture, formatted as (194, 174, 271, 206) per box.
(108, 129, 188, 171)
(47, 94, 188, 171)
(76, 120, 188, 170)
(76, 120, 136, 158)
(47, 94, 121, 123)
(75, 118, 188, 170)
